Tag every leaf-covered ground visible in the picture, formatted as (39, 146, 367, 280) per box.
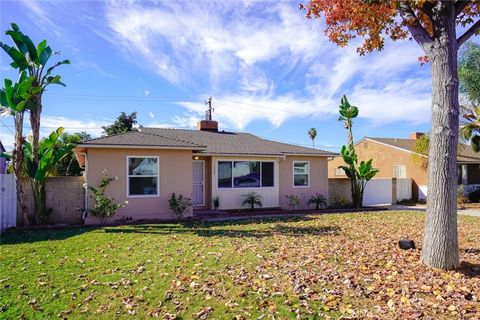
(0, 211, 479, 319)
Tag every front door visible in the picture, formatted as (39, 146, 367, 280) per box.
(192, 160, 205, 206)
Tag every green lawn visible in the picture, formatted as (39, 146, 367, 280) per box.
(1, 211, 479, 319)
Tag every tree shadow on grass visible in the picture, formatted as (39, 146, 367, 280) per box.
(0, 227, 96, 245)
(102, 217, 341, 239)
(1, 216, 340, 244)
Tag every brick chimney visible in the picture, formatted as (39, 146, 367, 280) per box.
(409, 132, 425, 140)
(198, 120, 218, 132)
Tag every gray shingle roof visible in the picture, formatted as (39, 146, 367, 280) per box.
(366, 137, 480, 163)
(80, 130, 204, 149)
(79, 128, 336, 157)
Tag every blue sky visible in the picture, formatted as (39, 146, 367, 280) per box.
(0, 0, 436, 152)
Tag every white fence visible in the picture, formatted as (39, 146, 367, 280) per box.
(0, 174, 16, 232)
(363, 178, 393, 206)
(396, 178, 412, 202)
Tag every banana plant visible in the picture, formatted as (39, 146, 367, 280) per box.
(338, 95, 378, 208)
(1, 23, 70, 164)
(23, 127, 75, 224)
(338, 95, 359, 146)
(0, 71, 35, 224)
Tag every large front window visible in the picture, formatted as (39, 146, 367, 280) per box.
(218, 161, 274, 188)
(293, 161, 309, 187)
(127, 156, 159, 196)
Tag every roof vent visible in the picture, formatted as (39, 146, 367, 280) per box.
(198, 96, 218, 132)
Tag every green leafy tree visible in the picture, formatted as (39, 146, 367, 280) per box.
(337, 95, 379, 208)
(0, 72, 34, 224)
(23, 127, 75, 224)
(102, 112, 137, 136)
(308, 128, 317, 147)
(1, 23, 70, 164)
(53, 132, 89, 176)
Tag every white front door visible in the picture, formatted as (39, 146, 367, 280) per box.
(192, 160, 205, 206)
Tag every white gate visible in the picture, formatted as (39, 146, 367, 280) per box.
(192, 161, 205, 206)
(363, 179, 393, 206)
(396, 178, 412, 202)
(0, 174, 16, 232)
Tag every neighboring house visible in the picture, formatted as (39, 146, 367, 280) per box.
(0, 140, 6, 174)
(328, 132, 480, 201)
(75, 120, 335, 223)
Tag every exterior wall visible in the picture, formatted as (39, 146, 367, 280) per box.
(211, 156, 280, 210)
(328, 139, 427, 200)
(279, 156, 329, 210)
(19, 176, 85, 224)
(328, 178, 352, 205)
(85, 148, 193, 223)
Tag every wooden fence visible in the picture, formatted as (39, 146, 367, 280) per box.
(0, 174, 16, 232)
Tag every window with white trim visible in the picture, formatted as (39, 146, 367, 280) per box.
(217, 161, 274, 188)
(127, 157, 159, 196)
(293, 161, 309, 187)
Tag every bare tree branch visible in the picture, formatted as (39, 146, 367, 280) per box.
(458, 19, 480, 47)
(397, 2, 433, 50)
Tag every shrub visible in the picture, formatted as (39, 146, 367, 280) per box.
(213, 195, 220, 210)
(241, 192, 263, 211)
(169, 193, 193, 219)
(85, 170, 127, 225)
(308, 193, 328, 210)
(468, 188, 480, 203)
(330, 193, 351, 208)
(285, 194, 301, 211)
(457, 185, 470, 205)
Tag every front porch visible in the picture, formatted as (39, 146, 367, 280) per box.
(458, 163, 480, 192)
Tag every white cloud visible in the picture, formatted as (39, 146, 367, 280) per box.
(104, 0, 432, 128)
(148, 112, 155, 119)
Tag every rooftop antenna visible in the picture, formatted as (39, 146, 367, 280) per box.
(205, 96, 214, 121)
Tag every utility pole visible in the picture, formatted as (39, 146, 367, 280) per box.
(205, 96, 214, 121)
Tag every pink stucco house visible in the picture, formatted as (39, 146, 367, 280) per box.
(75, 120, 335, 223)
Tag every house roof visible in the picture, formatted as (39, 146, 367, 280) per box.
(366, 137, 480, 163)
(78, 128, 336, 157)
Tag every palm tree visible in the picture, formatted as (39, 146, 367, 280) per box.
(241, 192, 263, 211)
(308, 128, 317, 148)
(0, 72, 34, 225)
(0, 23, 70, 163)
(459, 42, 480, 152)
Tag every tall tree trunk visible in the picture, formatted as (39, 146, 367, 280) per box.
(13, 113, 30, 225)
(30, 96, 42, 163)
(421, 7, 459, 270)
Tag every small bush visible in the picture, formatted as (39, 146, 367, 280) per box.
(285, 194, 301, 211)
(85, 170, 127, 225)
(330, 193, 351, 208)
(169, 193, 193, 219)
(457, 185, 470, 205)
(308, 193, 327, 210)
(241, 192, 263, 211)
(213, 195, 220, 210)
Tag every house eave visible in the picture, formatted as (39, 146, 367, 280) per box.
(76, 144, 205, 150)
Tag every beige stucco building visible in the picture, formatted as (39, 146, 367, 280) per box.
(75, 121, 335, 223)
(328, 133, 480, 201)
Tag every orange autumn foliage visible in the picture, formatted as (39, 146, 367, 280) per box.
(301, 0, 480, 55)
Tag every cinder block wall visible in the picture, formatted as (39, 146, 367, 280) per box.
(328, 178, 352, 205)
(19, 177, 85, 225)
